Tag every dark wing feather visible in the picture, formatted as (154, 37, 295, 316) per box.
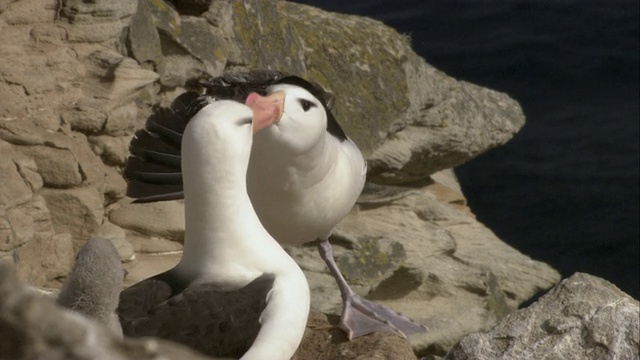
(124, 157, 182, 184)
(118, 274, 174, 326)
(124, 71, 290, 202)
(119, 272, 275, 358)
(127, 181, 183, 201)
(123, 70, 345, 202)
(124, 92, 198, 200)
(200, 70, 290, 101)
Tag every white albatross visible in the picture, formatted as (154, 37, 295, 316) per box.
(124, 71, 426, 340)
(118, 99, 310, 359)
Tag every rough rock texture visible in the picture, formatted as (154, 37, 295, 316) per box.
(443, 273, 640, 360)
(229, 1, 525, 183)
(0, 0, 562, 358)
(0, 264, 213, 360)
(294, 311, 418, 360)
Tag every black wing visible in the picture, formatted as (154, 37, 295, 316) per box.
(124, 70, 345, 202)
(118, 271, 275, 358)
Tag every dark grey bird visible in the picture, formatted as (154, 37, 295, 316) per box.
(57, 236, 124, 336)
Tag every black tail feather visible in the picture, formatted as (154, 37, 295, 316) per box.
(127, 169, 182, 185)
(129, 147, 182, 168)
(127, 180, 184, 201)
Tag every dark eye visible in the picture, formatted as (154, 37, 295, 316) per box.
(298, 99, 316, 112)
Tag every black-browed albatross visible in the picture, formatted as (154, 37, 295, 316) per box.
(118, 99, 310, 359)
(124, 70, 426, 340)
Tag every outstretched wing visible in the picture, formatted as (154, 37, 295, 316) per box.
(124, 70, 291, 203)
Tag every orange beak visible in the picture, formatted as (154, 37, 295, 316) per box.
(245, 91, 285, 134)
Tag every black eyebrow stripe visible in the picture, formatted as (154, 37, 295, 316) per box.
(275, 76, 347, 142)
(298, 98, 318, 108)
(235, 116, 253, 126)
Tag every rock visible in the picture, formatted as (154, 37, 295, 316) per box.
(1, 0, 58, 25)
(95, 222, 135, 262)
(89, 134, 132, 167)
(0, 195, 51, 252)
(287, 172, 559, 355)
(1, 195, 73, 288)
(105, 103, 137, 136)
(445, 273, 640, 360)
(62, 98, 109, 134)
(0, 5, 86, 134)
(127, 0, 163, 71)
(0, 140, 40, 209)
(129, 0, 226, 88)
(127, 233, 183, 255)
(231, 1, 524, 182)
(109, 200, 185, 242)
(0, 0, 566, 357)
(109, 58, 160, 102)
(103, 164, 128, 203)
(14, 232, 74, 287)
(203, 1, 244, 64)
(294, 311, 418, 360)
(0, 122, 108, 189)
(122, 252, 181, 288)
(60, 0, 137, 43)
(0, 263, 214, 360)
(20, 145, 84, 188)
(367, 77, 525, 184)
(41, 187, 105, 250)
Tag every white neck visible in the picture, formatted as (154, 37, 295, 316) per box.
(179, 164, 263, 275)
(173, 102, 311, 360)
(176, 111, 295, 283)
(250, 132, 337, 190)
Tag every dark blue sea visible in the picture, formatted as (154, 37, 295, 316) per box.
(294, 0, 640, 299)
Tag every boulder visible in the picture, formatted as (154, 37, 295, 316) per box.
(20, 145, 84, 188)
(109, 200, 185, 242)
(60, 0, 137, 43)
(229, 1, 525, 182)
(294, 311, 418, 360)
(95, 221, 136, 262)
(13, 232, 74, 287)
(291, 170, 559, 355)
(0, 0, 567, 357)
(41, 187, 105, 250)
(0, 264, 213, 360)
(89, 134, 133, 167)
(0, 195, 51, 253)
(128, 0, 226, 88)
(0, 140, 41, 209)
(0, 122, 109, 190)
(444, 273, 639, 360)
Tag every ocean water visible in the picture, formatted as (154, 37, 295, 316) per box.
(294, 1, 640, 298)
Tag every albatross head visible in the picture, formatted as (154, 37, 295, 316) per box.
(183, 100, 256, 167)
(246, 83, 328, 155)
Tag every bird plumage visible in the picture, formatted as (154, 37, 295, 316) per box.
(123, 71, 426, 341)
(119, 99, 310, 359)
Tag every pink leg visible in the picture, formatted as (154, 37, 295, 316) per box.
(317, 237, 427, 340)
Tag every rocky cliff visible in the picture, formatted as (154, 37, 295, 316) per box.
(2, 1, 630, 359)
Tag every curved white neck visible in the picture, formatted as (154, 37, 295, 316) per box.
(176, 117, 270, 278)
